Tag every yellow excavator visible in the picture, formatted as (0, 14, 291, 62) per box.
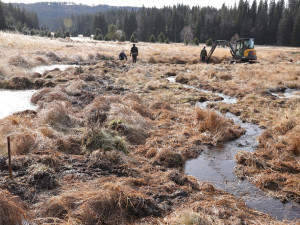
(206, 38, 257, 63)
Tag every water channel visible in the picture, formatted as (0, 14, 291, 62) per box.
(0, 65, 76, 120)
(167, 76, 300, 221)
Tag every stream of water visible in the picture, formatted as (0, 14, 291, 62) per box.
(31, 64, 77, 74)
(167, 76, 300, 221)
(0, 90, 37, 120)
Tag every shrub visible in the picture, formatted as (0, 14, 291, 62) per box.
(95, 28, 101, 36)
(165, 38, 170, 44)
(206, 38, 213, 46)
(149, 34, 156, 43)
(65, 31, 70, 38)
(193, 37, 200, 46)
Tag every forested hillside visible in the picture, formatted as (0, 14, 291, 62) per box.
(15, 2, 137, 31)
(64, 0, 300, 46)
(0, 1, 39, 31)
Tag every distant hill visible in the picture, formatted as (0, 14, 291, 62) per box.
(14, 2, 138, 29)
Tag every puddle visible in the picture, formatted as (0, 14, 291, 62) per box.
(270, 88, 300, 99)
(32, 64, 77, 74)
(167, 76, 300, 221)
(0, 90, 37, 119)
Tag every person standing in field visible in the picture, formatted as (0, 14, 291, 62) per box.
(130, 44, 138, 63)
(119, 50, 127, 61)
(200, 47, 207, 62)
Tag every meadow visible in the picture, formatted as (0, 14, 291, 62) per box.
(0, 31, 299, 224)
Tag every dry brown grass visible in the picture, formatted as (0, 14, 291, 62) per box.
(195, 108, 245, 145)
(0, 190, 26, 225)
(1, 32, 300, 224)
(35, 179, 160, 224)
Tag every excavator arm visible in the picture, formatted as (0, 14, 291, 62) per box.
(206, 40, 236, 63)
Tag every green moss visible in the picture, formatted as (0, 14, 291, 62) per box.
(84, 129, 129, 153)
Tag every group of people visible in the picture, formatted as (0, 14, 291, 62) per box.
(119, 44, 208, 63)
(119, 44, 138, 63)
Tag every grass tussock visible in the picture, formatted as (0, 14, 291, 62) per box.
(32, 88, 69, 105)
(150, 101, 173, 110)
(37, 182, 160, 224)
(38, 101, 72, 127)
(153, 149, 184, 168)
(9, 55, 31, 68)
(10, 129, 37, 155)
(0, 190, 26, 225)
(195, 108, 245, 144)
(84, 129, 129, 153)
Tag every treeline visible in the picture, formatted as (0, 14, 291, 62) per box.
(62, 0, 300, 46)
(0, 1, 40, 32)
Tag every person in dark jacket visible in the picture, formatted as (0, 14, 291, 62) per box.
(200, 47, 207, 62)
(119, 50, 127, 61)
(130, 44, 138, 63)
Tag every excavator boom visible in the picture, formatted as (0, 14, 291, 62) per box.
(206, 40, 235, 63)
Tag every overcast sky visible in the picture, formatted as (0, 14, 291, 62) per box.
(2, 0, 236, 9)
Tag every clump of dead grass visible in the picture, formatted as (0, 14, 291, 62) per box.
(176, 74, 189, 84)
(274, 114, 297, 135)
(0, 190, 26, 225)
(37, 181, 160, 224)
(9, 55, 31, 68)
(65, 80, 86, 96)
(153, 149, 184, 168)
(38, 101, 76, 129)
(31, 88, 70, 105)
(195, 108, 244, 144)
(46, 51, 61, 62)
(150, 101, 173, 111)
(10, 129, 37, 155)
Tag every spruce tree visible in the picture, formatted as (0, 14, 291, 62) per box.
(158, 32, 165, 43)
(149, 34, 156, 43)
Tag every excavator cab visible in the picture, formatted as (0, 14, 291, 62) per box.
(234, 38, 257, 61)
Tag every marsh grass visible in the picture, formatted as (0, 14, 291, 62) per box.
(194, 108, 244, 145)
(84, 129, 129, 153)
(2, 32, 300, 224)
(0, 190, 26, 225)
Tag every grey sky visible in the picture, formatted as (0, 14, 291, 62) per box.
(2, 0, 236, 9)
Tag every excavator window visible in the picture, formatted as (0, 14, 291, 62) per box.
(236, 41, 243, 56)
(244, 39, 254, 49)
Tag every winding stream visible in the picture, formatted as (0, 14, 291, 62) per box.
(167, 76, 300, 221)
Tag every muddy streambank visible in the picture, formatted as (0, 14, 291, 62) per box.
(167, 76, 300, 221)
